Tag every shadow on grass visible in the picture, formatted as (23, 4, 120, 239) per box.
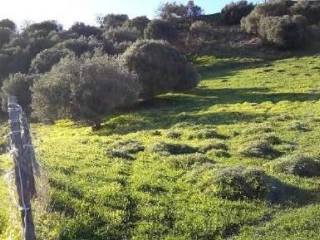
(267, 176, 318, 206)
(94, 87, 320, 135)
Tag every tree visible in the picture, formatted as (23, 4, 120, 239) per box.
(144, 19, 178, 43)
(158, 1, 203, 20)
(290, 1, 320, 25)
(100, 14, 129, 29)
(104, 26, 140, 44)
(1, 73, 39, 114)
(122, 40, 199, 99)
(258, 15, 308, 49)
(125, 16, 150, 34)
(24, 20, 63, 37)
(29, 48, 72, 74)
(69, 22, 102, 38)
(32, 56, 141, 128)
(0, 19, 16, 32)
(0, 28, 12, 48)
(221, 0, 254, 25)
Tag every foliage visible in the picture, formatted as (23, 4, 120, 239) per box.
(290, 1, 320, 25)
(270, 154, 320, 177)
(24, 20, 63, 36)
(106, 140, 145, 160)
(239, 139, 282, 159)
(32, 56, 141, 125)
(158, 1, 203, 20)
(189, 21, 212, 39)
(124, 16, 150, 34)
(1, 73, 39, 114)
(258, 15, 308, 49)
(144, 19, 178, 43)
(0, 27, 12, 48)
(104, 26, 140, 43)
(0, 19, 16, 32)
(122, 39, 199, 99)
(69, 22, 102, 38)
(100, 14, 129, 29)
(151, 142, 198, 155)
(221, 0, 254, 25)
(211, 167, 269, 200)
(29, 48, 72, 74)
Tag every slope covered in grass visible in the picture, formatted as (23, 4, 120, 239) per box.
(1, 53, 320, 239)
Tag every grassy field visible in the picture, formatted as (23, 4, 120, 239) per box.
(1, 52, 320, 239)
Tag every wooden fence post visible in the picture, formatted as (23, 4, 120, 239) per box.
(8, 96, 36, 240)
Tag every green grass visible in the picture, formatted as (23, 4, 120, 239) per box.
(1, 53, 320, 239)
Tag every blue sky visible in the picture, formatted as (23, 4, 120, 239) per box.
(0, 0, 262, 29)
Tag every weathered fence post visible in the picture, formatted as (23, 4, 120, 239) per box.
(8, 96, 36, 240)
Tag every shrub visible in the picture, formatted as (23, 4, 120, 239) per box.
(270, 154, 320, 178)
(241, 1, 290, 35)
(151, 142, 198, 155)
(69, 22, 102, 38)
(57, 37, 101, 57)
(122, 40, 199, 99)
(258, 15, 308, 49)
(0, 19, 16, 32)
(104, 26, 140, 43)
(144, 19, 178, 43)
(239, 140, 282, 159)
(199, 142, 228, 153)
(221, 0, 254, 25)
(0, 28, 12, 48)
(32, 56, 141, 127)
(290, 1, 320, 25)
(106, 140, 144, 160)
(189, 21, 212, 39)
(100, 14, 129, 29)
(29, 48, 72, 74)
(1, 73, 39, 114)
(125, 16, 150, 34)
(212, 167, 269, 200)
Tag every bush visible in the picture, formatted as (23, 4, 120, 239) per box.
(32, 56, 141, 127)
(69, 22, 102, 38)
(122, 40, 199, 99)
(0, 28, 12, 48)
(241, 1, 290, 35)
(0, 19, 16, 32)
(104, 26, 140, 43)
(188, 129, 226, 140)
(29, 48, 72, 74)
(270, 154, 320, 178)
(1, 73, 39, 114)
(57, 37, 102, 57)
(100, 14, 129, 29)
(221, 0, 254, 25)
(290, 1, 320, 25)
(189, 21, 212, 39)
(212, 167, 269, 200)
(125, 16, 150, 34)
(144, 19, 178, 43)
(258, 15, 308, 49)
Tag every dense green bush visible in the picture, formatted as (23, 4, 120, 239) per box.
(212, 167, 269, 200)
(144, 19, 178, 43)
(122, 40, 199, 99)
(221, 0, 254, 25)
(0, 19, 16, 32)
(69, 22, 102, 38)
(1, 73, 39, 114)
(29, 48, 71, 73)
(32, 56, 141, 127)
(241, 1, 290, 34)
(100, 14, 129, 29)
(104, 26, 140, 43)
(258, 15, 308, 49)
(125, 16, 150, 34)
(290, 1, 320, 25)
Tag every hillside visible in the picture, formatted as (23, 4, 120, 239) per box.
(1, 52, 320, 239)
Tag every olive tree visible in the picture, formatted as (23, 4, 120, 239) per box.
(32, 56, 141, 129)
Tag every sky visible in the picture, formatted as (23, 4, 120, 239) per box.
(0, 0, 262, 29)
